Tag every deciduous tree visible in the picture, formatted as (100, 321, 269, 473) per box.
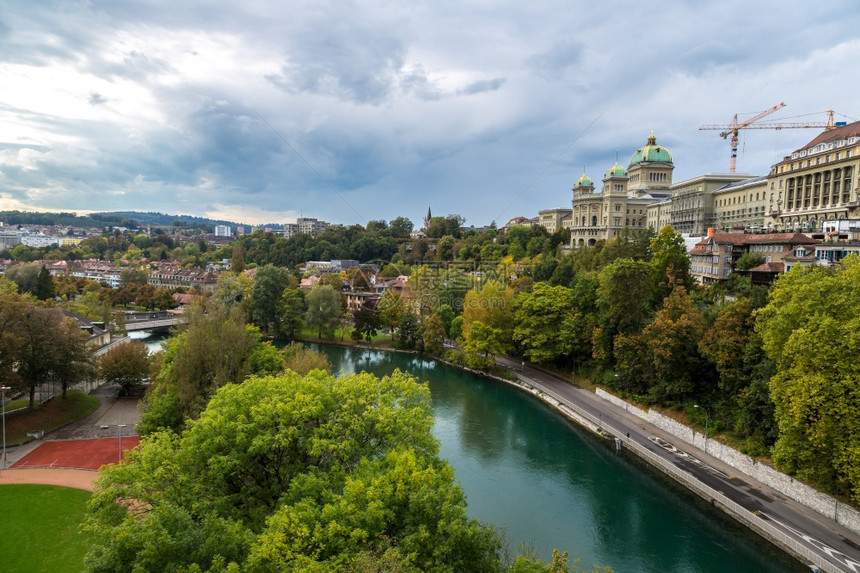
(98, 341, 151, 394)
(84, 370, 502, 572)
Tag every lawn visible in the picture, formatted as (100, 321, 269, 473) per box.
(4, 390, 100, 445)
(0, 484, 92, 572)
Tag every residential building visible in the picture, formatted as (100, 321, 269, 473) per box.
(214, 225, 232, 237)
(71, 260, 123, 288)
(689, 231, 817, 284)
(147, 262, 218, 292)
(765, 120, 860, 232)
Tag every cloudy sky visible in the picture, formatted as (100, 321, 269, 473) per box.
(1, 1, 858, 227)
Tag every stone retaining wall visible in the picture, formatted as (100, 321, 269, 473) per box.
(596, 388, 860, 535)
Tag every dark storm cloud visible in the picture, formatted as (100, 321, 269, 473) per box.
(1, 0, 859, 225)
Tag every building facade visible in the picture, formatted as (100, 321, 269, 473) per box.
(710, 176, 768, 232)
(537, 208, 572, 234)
(570, 133, 673, 247)
(670, 174, 751, 234)
(765, 121, 860, 232)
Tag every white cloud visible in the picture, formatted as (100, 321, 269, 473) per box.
(0, 0, 858, 225)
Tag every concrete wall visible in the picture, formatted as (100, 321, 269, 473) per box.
(596, 389, 860, 535)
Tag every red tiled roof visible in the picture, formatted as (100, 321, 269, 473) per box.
(749, 262, 785, 273)
(799, 120, 860, 150)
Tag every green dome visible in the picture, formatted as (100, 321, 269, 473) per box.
(604, 162, 627, 178)
(575, 173, 593, 187)
(629, 132, 673, 165)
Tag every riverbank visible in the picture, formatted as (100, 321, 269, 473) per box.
(305, 340, 858, 572)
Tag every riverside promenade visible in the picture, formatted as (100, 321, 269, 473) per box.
(494, 356, 860, 573)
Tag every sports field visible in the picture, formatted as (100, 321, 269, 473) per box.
(12, 437, 141, 470)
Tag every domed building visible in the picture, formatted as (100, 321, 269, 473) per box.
(569, 133, 675, 247)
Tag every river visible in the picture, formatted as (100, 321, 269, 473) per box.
(312, 344, 806, 572)
(139, 334, 805, 571)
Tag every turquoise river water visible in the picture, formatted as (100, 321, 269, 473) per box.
(142, 335, 806, 571)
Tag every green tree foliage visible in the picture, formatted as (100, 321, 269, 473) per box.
(231, 242, 246, 274)
(395, 310, 421, 350)
(513, 283, 577, 365)
(251, 264, 293, 332)
(35, 265, 55, 300)
(0, 297, 94, 407)
(281, 342, 332, 375)
(756, 258, 860, 500)
(699, 299, 777, 447)
(597, 258, 653, 334)
(352, 304, 382, 343)
(649, 226, 693, 302)
(277, 287, 306, 339)
(735, 252, 766, 271)
(4, 262, 42, 295)
(463, 320, 503, 370)
(139, 301, 260, 433)
(305, 284, 343, 339)
(421, 313, 446, 356)
(84, 370, 501, 572)
(640, 287, 709, 403)
(389, 216, 414, 238)
(98, 341, 152, 394)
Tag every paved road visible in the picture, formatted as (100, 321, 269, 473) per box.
(496, 356, 860, 573)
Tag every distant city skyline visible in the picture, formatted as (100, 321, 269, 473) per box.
(2, 2, 859, 227)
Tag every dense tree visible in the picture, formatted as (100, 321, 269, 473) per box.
(84, 370, 502, 572)
(281, 342, 332, 375)
(2, 302, 94, 407)
(231, 242, 246, 274)
(352, 304, 382, 343)
(305, 284, 343, 338)
(35, 265, 55, 300)
(421, 313, 446, 356)
(649, 226, 693, 302)
(251, 264, 293, 332)
(98, 341, 152, 394)
(735, 252, 766, 271)
(389, 216, 414, 238)
(463, 320, 503, 370)
(597, 258, 653, 334)
(395, 310, 421, 350)
(4, 262, 41, 295)
(277, 287, 306, 339)
(640, 287, 709, 403)
(513, 283, 577, 365)
(756, 258, 860, 501)
(139, 301, 260, 432)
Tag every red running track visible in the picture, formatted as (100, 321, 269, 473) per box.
(12, 437, 141, 470)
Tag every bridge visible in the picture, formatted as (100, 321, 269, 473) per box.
(124, 318, 184, 332)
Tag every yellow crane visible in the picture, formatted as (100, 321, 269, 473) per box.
(700, 103, 843, 173)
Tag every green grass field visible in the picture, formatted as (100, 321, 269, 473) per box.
(0, 484, 91, 572)
(4, 390, 100, 445)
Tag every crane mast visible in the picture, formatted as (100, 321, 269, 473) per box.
(699, 104, 840, 173)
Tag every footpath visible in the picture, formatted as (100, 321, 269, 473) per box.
(494, 356, 860, 573)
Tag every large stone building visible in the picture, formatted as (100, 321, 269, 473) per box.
(669, 174, 752, 234)
(710, 176, 769, 232)
(569, 133, 673, 247)
(765, 120, 860, 232)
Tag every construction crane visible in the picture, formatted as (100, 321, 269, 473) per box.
(699, 103, 843, 173)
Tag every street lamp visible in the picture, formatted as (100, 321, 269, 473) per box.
(694, 404, 709, 454)
(117, 410, 127, 463)
(1, 386, 10, 469)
